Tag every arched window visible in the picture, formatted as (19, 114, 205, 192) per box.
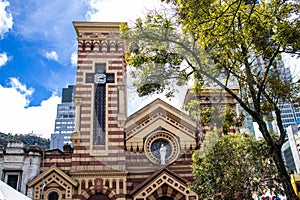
(81, 180, 86, 190)
(48, 191, 59, 200)
(88, 180, 93, 188)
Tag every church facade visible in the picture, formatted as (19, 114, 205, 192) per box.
(28, 22, 201, 200)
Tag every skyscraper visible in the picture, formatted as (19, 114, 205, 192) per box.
(50, 85, 75, 150)
(268, 61, 300, 133)
(284, 125, 300, 174)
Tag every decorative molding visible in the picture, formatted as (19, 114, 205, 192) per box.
(131, 169, 198, 200)
(43, 188, 62, 200)
(125, 99, 197, 142)
(144, 131, 180, 165)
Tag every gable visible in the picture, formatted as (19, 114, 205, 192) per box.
(130, 167, 198, 200)
(125, 99, 197, 150)
(27, 164, 77, 188)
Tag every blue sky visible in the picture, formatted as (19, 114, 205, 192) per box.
(0, 0, 298, 138)
(0, 0, 187, 138)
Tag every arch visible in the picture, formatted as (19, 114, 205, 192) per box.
(27, 165, 77, 200)
(131, 169, 198, 200)
(146, 183, 184, 200)
(87, 193, 111, 200)
(157, 196, 174, 200)
(44, 188, 62, 200)
(112, 179, 116, 190)
(48, 191, 59, 200)
(105, 179, 109, 187)
(81, 179, 86, 190)
(81, 185, 117, 200)
(93, 41, 99, 50)
(101, 41, 108, 52)
(41, 172, 74, 199)
(88, 180, 93, 188)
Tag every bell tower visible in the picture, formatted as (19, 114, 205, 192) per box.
(27, 21, 199, 200)
(71, 22, 127, 171)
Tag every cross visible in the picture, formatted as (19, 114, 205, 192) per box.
(85, 63, 115, 145)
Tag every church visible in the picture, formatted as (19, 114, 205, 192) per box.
(27, 22, 232, 200)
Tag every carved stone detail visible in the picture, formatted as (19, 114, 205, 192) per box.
(144, 131, 180, 165)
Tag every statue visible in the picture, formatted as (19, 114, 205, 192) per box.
(160, 144, 167, 165)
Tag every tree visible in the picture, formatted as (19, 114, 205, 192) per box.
(183, 98, 245, 135)
(191, 131, 282, 199)
(0, 132, 50, 149)
(121, 0, 300, 198)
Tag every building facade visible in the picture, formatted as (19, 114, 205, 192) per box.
(0, 142, 42, 197)
(283, 125, 300, 174)
(50, 85, 76, 150)
(28, 22, 199, 200)
(279, 103, 300, 130)
(282, 139, 297, 172)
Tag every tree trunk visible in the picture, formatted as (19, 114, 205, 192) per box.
(272, 145, 299, 200)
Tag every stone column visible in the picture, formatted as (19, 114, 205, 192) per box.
(117, 84, 126, 127)
(74, 96, 82, 132)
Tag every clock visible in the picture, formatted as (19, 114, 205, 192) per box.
(94, 74, 106, 84)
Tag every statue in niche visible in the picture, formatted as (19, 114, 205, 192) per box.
(160, 144, 167, 165)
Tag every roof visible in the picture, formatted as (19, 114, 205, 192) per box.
(27, 165, 77, 188)
(130, 167, 190, 196)
(73, 21, 126, 37)
(127, 98, 191, 121)
(125, 98, 197, 140)
(0, 180, 31, 200)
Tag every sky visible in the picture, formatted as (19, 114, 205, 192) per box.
(0, 0, 298, 139)
(0, 0, 188, 138)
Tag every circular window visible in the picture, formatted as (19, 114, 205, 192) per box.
(145, 131, 180, 165)
(150, 139, 172, 160)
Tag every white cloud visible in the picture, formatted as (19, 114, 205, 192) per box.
(12, 0, 88, 40)
(87, 0, 166, 23)
(0, 78, 61, 138)
(282, 53, 300, 82)
(9, 77, 34, 105)
(45, 50, 59, 61)
(10, 0, 89, 65)
(0, 0, 13, 39)
(70, 51, 77, 67)
(87, 0, 178, 115)
(126, 67, 190, 115)
(0, 52, 10, 67)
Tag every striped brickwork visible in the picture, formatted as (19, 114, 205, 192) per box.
(28, 22, 128, 200)
(27, 165, 78, 200)
(125, 151, 196, 195)
(70, 22, 128, 200)
(125, 99, 198, 154)
(71, 22, 127, 173)
(28, 22, 199, 200)
(124, 99, 199, 199)
(130, 168, 198, 200)
(72, 173, 127, 200)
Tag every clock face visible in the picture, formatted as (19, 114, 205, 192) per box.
(150, 140, 172, 160)
(94, 74, 106, 84)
